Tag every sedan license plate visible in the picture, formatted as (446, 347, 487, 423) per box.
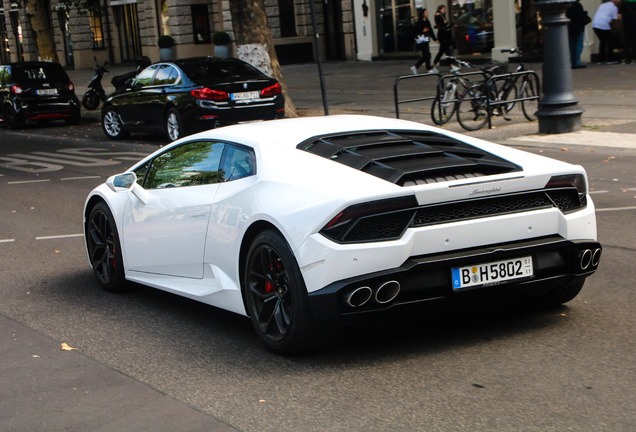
(36, 88, 58, 96)
(452, 256, 533, 291)
(231, 91, 259, 101)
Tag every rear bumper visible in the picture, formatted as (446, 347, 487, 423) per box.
(306, 236, 601, 321)
(15, 97, 80, 121)
(184, 97, 285, 129)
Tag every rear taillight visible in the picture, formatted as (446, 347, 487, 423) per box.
(260, 82, 282, 97)
(191, 87, 229, 101)
(546, 174, 587, 194)
(11, 85, 23, 95)
(321, 196, 418, 243)
(67, 82, 75, 91)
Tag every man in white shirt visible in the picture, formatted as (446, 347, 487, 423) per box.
(592, 0, 621, 63)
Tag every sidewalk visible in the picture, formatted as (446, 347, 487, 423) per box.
(69, 59, 636, 149)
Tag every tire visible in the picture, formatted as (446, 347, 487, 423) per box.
(82, 91, 101, 110)
(499, 82, 518, 114)
(165, 108, 182, 142)
(102, 107, 128, 139)
(520, 78, 539, 121)
(85, 201, 128, 292)
(431, 87, 457, 125)
(244, 230, 335, 354)
(3, 105, 21, 130)
(456, 85, 489, 131)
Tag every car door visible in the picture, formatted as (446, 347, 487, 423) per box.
(122, 140, 225, 278)
(116, 65, 157, 127)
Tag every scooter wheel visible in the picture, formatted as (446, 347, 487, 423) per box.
(82, 92, 100, 110)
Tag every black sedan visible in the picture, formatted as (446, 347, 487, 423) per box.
(0, 61, 81, 129)
(101, 57, 285, 141)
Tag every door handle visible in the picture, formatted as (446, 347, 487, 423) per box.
(188, 210, 207, 219)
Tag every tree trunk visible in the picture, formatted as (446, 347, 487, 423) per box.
(229, 0, 297, 118)
(25, 0, 59, 62)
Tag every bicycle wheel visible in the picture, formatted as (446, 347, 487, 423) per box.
(520, 78, 539, 121)
(456, 85, 489, 131)
(431, 92, 456, 125)
(499, 82, 518, 114)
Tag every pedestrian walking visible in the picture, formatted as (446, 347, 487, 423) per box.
(620, 0, 636, 63)
(567, 0, 591, 68)
(592, 0, 622, 64)
(411, 8, 439, 75)
(432, 5, 455, 71)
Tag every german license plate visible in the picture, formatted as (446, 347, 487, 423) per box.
(452, 256, 533, 290)
(36, 88, 58, 96)
(231, 91, 259, 101)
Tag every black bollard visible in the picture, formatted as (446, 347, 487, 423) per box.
(536, 0, 584, 134)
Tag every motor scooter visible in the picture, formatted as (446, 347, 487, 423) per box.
(82, 59, 109, 110)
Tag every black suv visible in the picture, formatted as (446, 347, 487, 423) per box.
(0, 61, 81, 129)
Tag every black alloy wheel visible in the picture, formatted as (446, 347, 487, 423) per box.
(86, 202, 127, 292)
(244, 230, 332, 354)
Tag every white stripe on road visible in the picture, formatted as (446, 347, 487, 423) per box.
(596, 206, 636, 212)
(61, 176, 101, 181)
(0, 239, 16, 243)
(589, 190, 609, 194)
(7, 179, 51, 184)
(35, 234, 84, 240)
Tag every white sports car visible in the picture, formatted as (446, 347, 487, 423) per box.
(84, 115, 601, 353)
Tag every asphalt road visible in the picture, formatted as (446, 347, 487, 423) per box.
(1, 119, 634, 431)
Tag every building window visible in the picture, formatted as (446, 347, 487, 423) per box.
(88, 0, 105, 49)
(191, 4, 211, 44)
(278, 0, 297, 37)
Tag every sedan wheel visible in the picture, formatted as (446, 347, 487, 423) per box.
(245, 230, 335, 354)
(86, 202, 127, 292)
(102, 107, 128, 139)
(165, 108, 182, 142)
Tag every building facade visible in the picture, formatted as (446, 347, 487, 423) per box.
(0, 0, 599, 69)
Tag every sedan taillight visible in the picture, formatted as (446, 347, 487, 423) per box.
(260, 82, 282, 97)
(11, 85, 23, 95)
(191, 87, 229, 101)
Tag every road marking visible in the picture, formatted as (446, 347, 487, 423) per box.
(590, 190, 608, 194)
(0, 239, 16, 243)
(596, 206, 636, 212)
(35, 234, 84, 240)
(511, 131, 636, 148)
(61, 176, 101, 181)
(8, 179, 51, 184)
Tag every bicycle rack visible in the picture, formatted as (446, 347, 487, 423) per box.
(483, 70, 541, 129)
(393, 72, 440, 119)
(433, 71, 489, 122)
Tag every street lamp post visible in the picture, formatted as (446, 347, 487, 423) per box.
(535, 0, 584, 134)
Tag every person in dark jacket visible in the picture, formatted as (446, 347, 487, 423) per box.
(567, 0, 590, 68)
(621, 0, 636, 63)
(411, 8, 439, 74)
(433, 5, 455, 71)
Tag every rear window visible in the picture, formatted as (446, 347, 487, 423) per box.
(179, 60, 266, 84)
(14, 64, 69, 84)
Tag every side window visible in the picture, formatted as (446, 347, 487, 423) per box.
(153, 64, 179, 86)
(220, 144, 256, 182)
(143, 141, 226, 189)
(0, 67, 6, 85)
(133, 65, 157, 88)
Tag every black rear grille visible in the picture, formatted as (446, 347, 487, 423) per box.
(322, 189, 586, 244)
(298, 130, 521, 186)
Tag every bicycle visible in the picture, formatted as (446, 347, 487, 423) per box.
(456, 49, 539, 131)
(430, 57, 477, 125)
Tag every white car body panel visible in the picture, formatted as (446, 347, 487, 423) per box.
(84, 115, 600, 319)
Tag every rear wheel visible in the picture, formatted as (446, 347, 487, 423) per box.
(3, 105, 21, 129)
(456, 85, 489, 131)
(82, 91, 101, 110)
(165, 108, 182, 142)
(499, 82, 518, 114)
(102, 107, 128, 139)
(520, 78, 539, 121)
(244, 230, 335, 354)
(85, 202, 127, 292)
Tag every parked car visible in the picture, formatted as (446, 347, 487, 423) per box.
(84, 115, 601, 354)
(101, 57, 285, 142)
(0, 61, 81, 129)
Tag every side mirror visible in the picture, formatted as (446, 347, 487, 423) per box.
(106, 172, 149, 204)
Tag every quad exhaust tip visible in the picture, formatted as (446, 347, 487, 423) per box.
(375, 280, 401, 304)
(345, 286, 373, 308)
(579, 248, 602, 270)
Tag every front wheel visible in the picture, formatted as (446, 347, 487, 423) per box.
(102, 107, 128, 139)
(165, 108, 182, 142)
(85, 201, 127, 292)
(82, 91, 101, 110)
(456, 85, 489, 131)
(430, 89, 457, 125)
(244, 230, 335, 354)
